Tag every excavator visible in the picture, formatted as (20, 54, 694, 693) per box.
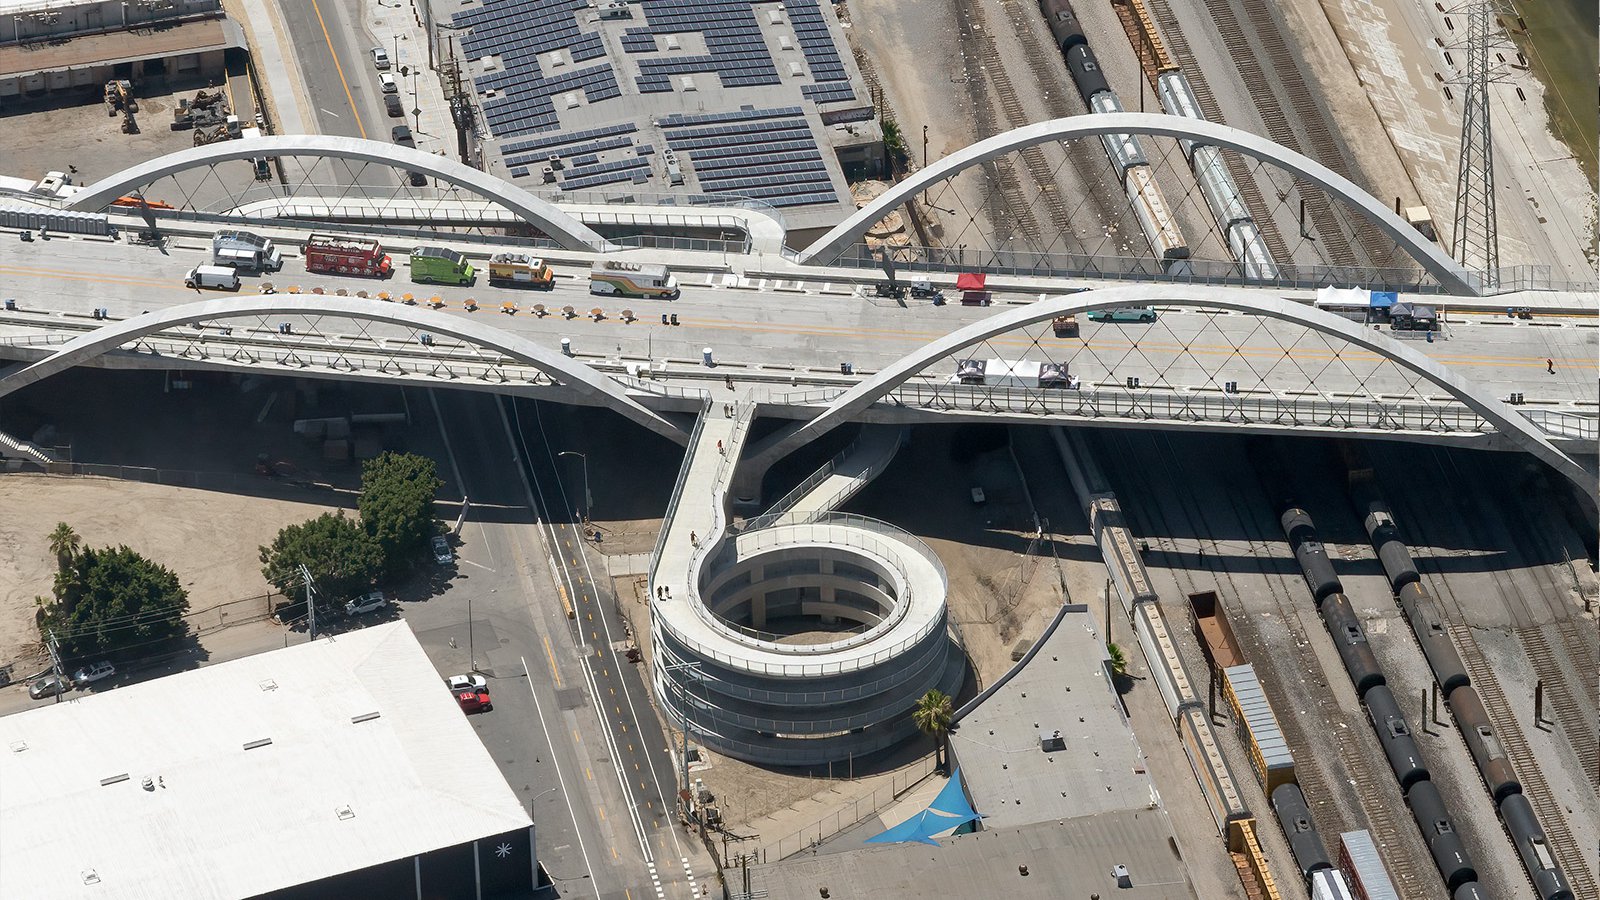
(103, 80, 138, 134)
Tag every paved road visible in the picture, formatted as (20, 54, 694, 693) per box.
(0, 235, 1594, 410)
(413, 386, 712, 900)
(276, 0, 401, 183)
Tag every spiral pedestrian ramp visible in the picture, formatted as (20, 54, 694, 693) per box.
(650, 408, 962, 766)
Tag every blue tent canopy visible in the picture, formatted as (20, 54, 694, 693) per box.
(864, 768, 981, 846)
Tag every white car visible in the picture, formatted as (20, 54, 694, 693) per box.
(71, 661, 115, 687)
(345, 591, 387, 616)
(379, 72, 397, 94)
(445, 674, 487, 693)
(371, 47, 391, 70)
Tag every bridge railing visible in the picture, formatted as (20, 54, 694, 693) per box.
(650, 398, 715, 577)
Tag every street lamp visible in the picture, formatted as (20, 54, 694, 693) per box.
(557, 451, 591, 523)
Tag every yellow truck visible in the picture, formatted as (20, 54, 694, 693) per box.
(589, 260, 679, 300)
(487, 252, 555, 289)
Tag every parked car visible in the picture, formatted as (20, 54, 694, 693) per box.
(28, 674, 68, 700)
(384, 94, 404, 118)
(431, 535, 454, 565)
(1086, 307, 1157, 324)
(379, 72, 397, 94)
(345, 591, 387, 616)
(371, 47, 391, 70)
(391, 125, 414, 146)
(71, 661, 115, 687)
(455, 688, 492, 713)
(446, 674, 487, 693)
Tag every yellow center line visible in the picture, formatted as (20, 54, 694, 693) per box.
(542, 634, 562, 688)
(310, 0, 368, 140)
(597, 806, 606, 821)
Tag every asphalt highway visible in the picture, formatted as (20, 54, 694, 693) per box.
(0, 234, 1594, 410)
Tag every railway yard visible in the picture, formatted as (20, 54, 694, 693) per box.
(1070, 427, 1596, 900)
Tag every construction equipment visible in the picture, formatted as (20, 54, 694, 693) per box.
(104, 80, 138, 133)
(172, 89, 231, 131)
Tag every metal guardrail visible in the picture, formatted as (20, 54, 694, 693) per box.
(649, 398, 715, 576)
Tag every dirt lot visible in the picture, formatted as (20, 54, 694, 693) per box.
(0, 474, 355, 673)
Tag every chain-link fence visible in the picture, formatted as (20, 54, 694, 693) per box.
(754, 755, 938, 862)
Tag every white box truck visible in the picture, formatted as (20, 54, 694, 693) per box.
(211, 229, 282, 272)
(951, 358, 1070, 389)
(184, 265, 241, 291)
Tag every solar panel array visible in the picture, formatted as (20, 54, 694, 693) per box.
(784, 0, 855, 103)
(631, 0, 781, 94)
(658, 107, 838, 207)
(453, 0, 621, 137)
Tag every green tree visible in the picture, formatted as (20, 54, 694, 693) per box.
(1107, 642, 1128, 678)
(259, 511, 383, 603)
(912, 688, 955, 774)
(47, 522, 80, 571)
(358, 451, 443, 574)
(42, 545, 189, 657)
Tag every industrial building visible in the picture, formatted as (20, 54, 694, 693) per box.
(0, 622, 538, 900)
(449, 0, 883, 240)
(0, 0, 242, 101)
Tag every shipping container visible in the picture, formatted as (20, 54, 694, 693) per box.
(1339, 830, 1400, 900)
(1223, 664, 1296, 793)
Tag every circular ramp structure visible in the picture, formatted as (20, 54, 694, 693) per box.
(654, 513, 962, 766)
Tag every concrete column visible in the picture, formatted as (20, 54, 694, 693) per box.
(751, 593, 767, 629)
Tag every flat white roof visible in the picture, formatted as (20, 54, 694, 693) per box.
(0, 622, 531, 900)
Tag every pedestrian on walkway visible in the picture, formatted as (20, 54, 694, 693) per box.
(690, 531, 698, 546)
(717, 440, 724, 455)
(1547, 358, 1555, 374)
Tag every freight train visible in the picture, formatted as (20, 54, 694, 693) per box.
(1154, 71, 1282, 281)
(1248, 440, 1487, 899)
(1039, 0, 1191, 272)
(1347, 464, 1574, 900)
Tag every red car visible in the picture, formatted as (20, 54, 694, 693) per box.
(456, 688, 492, 713)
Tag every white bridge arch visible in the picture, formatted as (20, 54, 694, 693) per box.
(799, 113, 1480, 296)
(0, 297, 687, 443)
(61, 135, 612, 253)
(744, 284, 1590, 499)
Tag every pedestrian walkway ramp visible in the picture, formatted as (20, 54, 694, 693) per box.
(649, 406, 961, 766)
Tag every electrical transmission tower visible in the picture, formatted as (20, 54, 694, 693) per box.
(1449, 0, 1512, 284)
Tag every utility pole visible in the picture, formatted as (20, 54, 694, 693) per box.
(1449, 0, 1510, 285)
(44, 628, 65, 704)
(558, 451, 591, 525)
(299, 563, 318, 640)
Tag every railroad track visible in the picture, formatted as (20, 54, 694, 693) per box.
(954, 0, 1065, 246)
(1130, 0, 1293, 266)
(1117, 431, 1430, 900)
(1454, 628, 1600, 900)
(1522, 626, 1600, 792)
(1380, 447, 1599, 898)
(1187, 0, 1400, 269)
(1001, 0, 1128, 235)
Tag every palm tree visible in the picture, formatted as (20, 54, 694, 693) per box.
(47, 523, 80, 571)
(1107, 643, 1128, 678)
(912, 689, 954, 773)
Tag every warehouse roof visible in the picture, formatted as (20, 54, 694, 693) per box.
(0, 622, 531, 900)
(949, 604, 1159, 829)
(0, 17, 242, 79)
(744, 809, 1196, 900)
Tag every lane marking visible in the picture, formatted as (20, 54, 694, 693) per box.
(309, 0, 368, 140)
(520, 654, 601, 896)
(542, 634, 563, 688)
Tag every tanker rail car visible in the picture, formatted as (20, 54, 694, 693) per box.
(1041, 0, 1190, 271)
(1348, 470, 1573, 900)
(1249, 440, 1488, 899)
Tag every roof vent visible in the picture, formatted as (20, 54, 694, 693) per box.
(243, 738, 273, 751)
(141, 778, 155, 792)
(351, 711, 381, 724)
(258, 679, 278, 692)
(100, 773, 130, 787)
(335, 805, 355, 821)
(1113, 864, 1133, 888)
(82, 869, 101, 885)
(9, 740, 27, 753)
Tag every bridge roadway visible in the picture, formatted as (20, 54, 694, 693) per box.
(0, 231, 1594, 450)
